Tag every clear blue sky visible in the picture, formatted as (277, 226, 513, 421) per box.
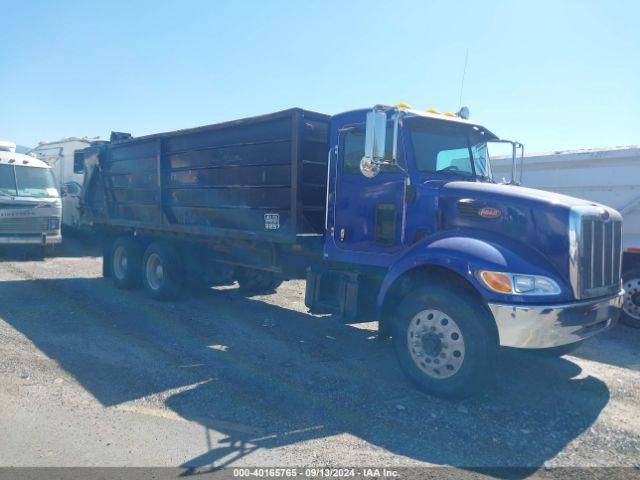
(1, 0, 638, 152)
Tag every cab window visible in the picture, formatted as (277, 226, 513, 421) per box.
(408, 119, 474, 176)
(0, 164, 16, 195)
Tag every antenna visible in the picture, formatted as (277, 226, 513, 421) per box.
(458, 48, 469, 108)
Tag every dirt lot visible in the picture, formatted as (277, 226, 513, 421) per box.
(0, 234, 639, 474)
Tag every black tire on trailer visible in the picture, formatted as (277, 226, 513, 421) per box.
(621, 269, 640, 328)
(110, 237, 143, 289)
(141, 242, 183, 300)
(235, 267, 283, 295)
(392, 284, 497, 399)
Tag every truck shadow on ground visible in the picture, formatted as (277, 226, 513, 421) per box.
(0, 276, 612, 476)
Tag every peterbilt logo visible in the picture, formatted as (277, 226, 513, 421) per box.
(478, 207, 502, 219)
(599, 209, 610, 221)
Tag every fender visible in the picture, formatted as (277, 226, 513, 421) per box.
(376, 228, 573, 320)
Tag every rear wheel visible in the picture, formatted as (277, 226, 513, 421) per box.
(110, 237, 142, 289)
(236, 268, 282, 295)
(621, 270, 640, 328)
(392, 285, 497, 398)
(142, 242, 183, 300)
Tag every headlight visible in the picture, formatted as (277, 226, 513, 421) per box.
(49, 217, 60, 231)
(478, 271, 561, 295)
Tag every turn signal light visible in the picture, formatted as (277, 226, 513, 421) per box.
(480, 271, 512, 293)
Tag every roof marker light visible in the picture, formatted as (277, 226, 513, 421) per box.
(396, 102, 412, 109)
(426, 108, 441, 114)
(444, 112, 456, 117)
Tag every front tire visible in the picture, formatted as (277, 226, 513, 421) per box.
(393, 285, 497, 398)
(142, 242, 183, 300)
(622, 270, 640, 328)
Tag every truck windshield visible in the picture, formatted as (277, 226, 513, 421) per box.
(0, 164, 59, 198)
(407, 118, 492, 181)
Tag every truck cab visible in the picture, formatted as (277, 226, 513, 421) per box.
(0, 141, 62, 251)
(317, 105, 623, 396)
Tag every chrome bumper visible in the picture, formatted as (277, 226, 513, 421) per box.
(0, 233, 62, 245)
(488, 291, 623, 349)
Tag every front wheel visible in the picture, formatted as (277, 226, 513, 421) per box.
(622, 270, 640, 328)
(393, 285, 497, 398)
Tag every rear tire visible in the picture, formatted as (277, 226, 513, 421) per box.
(142, 242, 183, 300)
(110, 237, 142, 289)
(621, 270, 640, 328)
(236, 268, 282, 295)
(392, 285, 497, 398)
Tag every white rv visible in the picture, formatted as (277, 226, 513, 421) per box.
(0, 141, 62, 251)
(30, 137, 99, 228)
(492, 146, 640, 327)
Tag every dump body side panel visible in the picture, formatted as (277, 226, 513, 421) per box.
(84, 109, 330, 243)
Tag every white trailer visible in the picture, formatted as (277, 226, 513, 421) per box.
(30, 137, 100, 228)
(491, 145, 640, 327)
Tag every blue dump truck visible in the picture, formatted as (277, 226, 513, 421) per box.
(75, 105, 624, 397)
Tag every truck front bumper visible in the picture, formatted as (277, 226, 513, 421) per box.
(0, 233, 62, 245)
(488, 291, 623, 349)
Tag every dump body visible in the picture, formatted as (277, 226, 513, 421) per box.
(82, 109, 330, 243)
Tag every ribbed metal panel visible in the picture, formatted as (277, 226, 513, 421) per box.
(0, 217, 50, 234)
(579, 217, 621, 298)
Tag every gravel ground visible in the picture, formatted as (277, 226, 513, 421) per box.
(0, 234, 639, 474)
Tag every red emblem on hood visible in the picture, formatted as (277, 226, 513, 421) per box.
(478, 207, 502, 219)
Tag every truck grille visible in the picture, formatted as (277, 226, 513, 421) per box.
(0, 217, 50, 234)
(574, 211, 622, 299)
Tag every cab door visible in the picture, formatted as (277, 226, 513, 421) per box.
(332, 125, 406, 261)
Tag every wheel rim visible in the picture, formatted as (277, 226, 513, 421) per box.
(146, 253, 164, 291)
(113, 246, 128, 280)
(407, 309, 466, 379)
(623, 278, 640, 320)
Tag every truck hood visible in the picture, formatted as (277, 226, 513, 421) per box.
(436, 181, 616, 286)
(441, 181, 602, 209)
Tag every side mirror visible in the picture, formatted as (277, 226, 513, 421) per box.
(360, 109, 387, 178)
